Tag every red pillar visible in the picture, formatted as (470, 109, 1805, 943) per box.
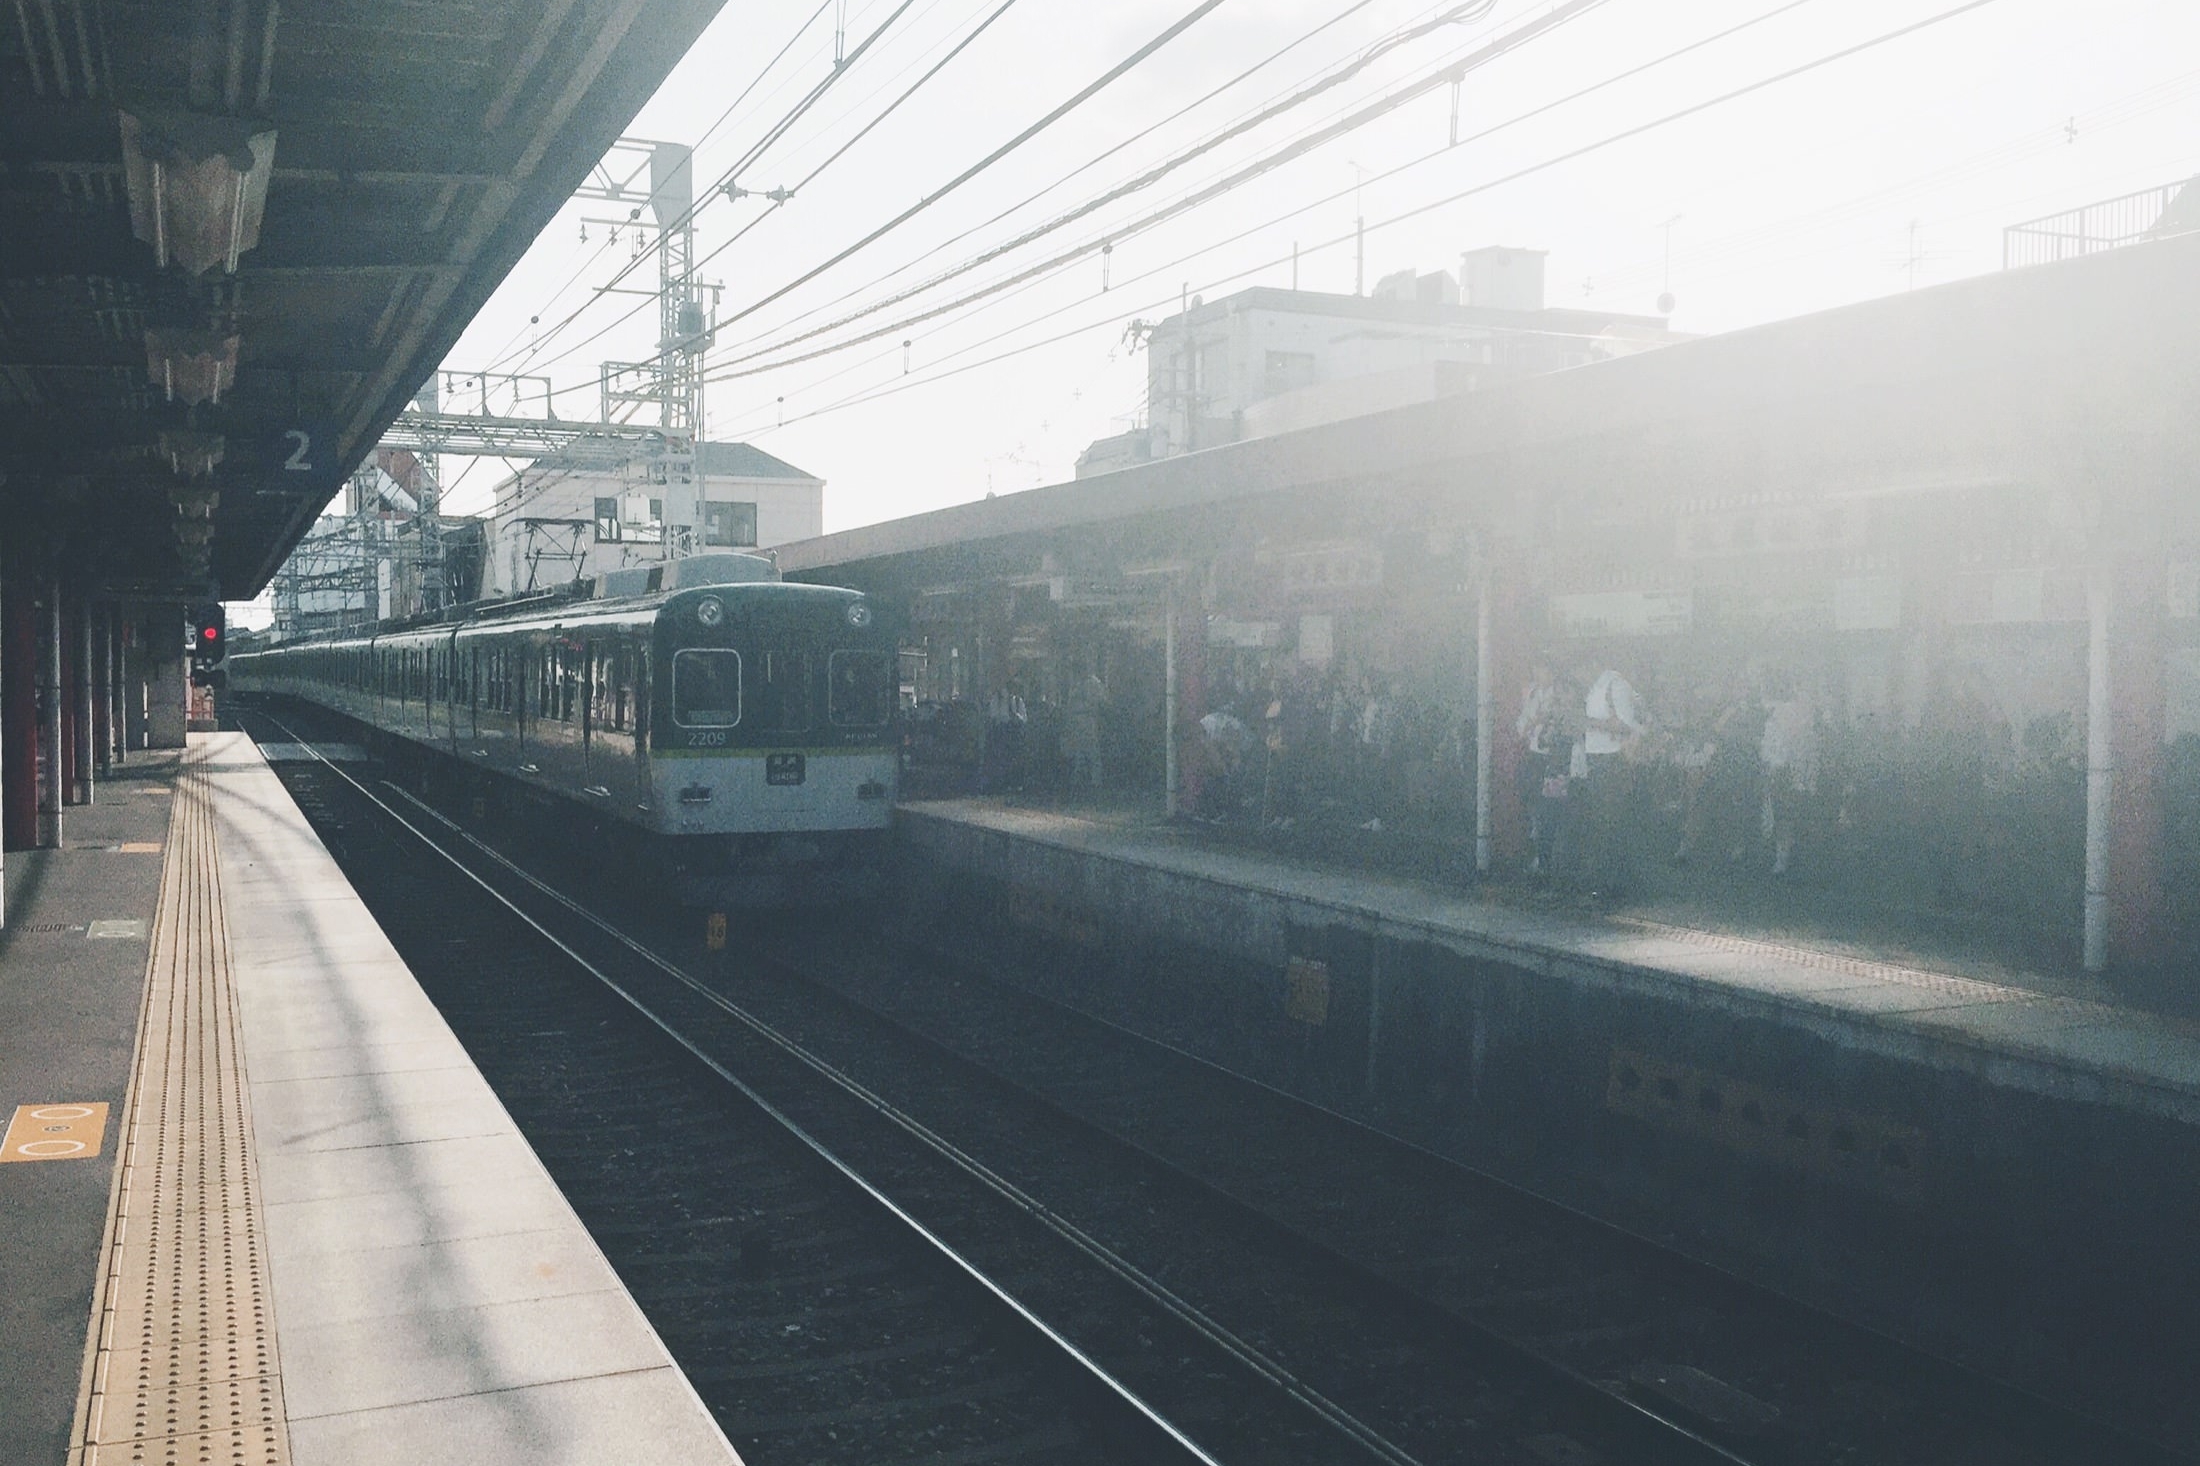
(59, 588, 80, 806)
(3, 576, 38, 849)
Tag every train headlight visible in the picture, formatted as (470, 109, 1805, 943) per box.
(694, 595, 725, 628)
(845, 602, 873, 629)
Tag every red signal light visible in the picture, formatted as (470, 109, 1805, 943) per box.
(202, 626, 217, 640)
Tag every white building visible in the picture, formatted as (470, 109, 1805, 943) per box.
(1082, 247, 1683, 476)
(481, 437, 824, 597)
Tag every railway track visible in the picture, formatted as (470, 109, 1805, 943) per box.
(237, 701, 2181, 1465)
(240, 703, 1745, 1466)
(241, 709, 1213, 1465)
(767, 928, 2190, 1466)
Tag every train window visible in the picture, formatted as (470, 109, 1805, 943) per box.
(558, 644, 579, 722)
(672, 649, 741, 727)
(751, 651, 812, 733)
(828, 650, 894, 728)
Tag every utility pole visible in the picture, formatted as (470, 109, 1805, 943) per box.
(1349, 162, 1368, 295)
(579, 138, 719, 559)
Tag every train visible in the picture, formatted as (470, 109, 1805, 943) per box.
(228, 553, 898, 904)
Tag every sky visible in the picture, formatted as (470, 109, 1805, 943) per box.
(430, 0, 2200, 533)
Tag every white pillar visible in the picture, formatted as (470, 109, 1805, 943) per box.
(1474, 575, 1493, 875)
(1163, 595, 1178, 819)
(2083, 571, 2113, 974)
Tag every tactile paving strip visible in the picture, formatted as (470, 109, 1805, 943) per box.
(1613, 914, 2129, 1022)
(71, 744, 291, 1466)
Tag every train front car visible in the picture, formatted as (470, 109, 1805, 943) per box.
(651, 581, 897, 904)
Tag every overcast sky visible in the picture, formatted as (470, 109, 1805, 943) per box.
(432, 0, 2200, 533)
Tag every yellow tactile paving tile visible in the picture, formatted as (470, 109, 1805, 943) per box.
(0, 1102, 109, 1161)
(68, 745, 291, 1466)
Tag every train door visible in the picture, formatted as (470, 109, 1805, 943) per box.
(633, 643, 652, 814)
(580, 637, 596, 777)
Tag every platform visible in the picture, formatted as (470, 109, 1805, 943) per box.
(0, 734, 740, 1466)
(891, 796, 2200, 1417)
(906, 798, 2200, 1124)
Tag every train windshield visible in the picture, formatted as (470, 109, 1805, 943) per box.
(672, 649, 742, 727)
(750, 651, 813, 733)
(828, 650, 894, 728)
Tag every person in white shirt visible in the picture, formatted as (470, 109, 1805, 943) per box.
(1573, 663, 1646, 896)
(1582, 666, 1644, 758)
(1758, 673, 1820, 876)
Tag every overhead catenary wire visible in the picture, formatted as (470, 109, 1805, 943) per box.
(527, 0, 1240, 405)
(510, 0, 935, 380)
(487, 0, 846, 374)
(703, 0, 1612, 384)
(720, 0, 2012, 436)
(708, 0, 1237, 335)
(756, 0, 1459, 341)
(706, 0, 1824, 390)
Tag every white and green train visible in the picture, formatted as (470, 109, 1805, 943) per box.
(229, 554, 897, 902)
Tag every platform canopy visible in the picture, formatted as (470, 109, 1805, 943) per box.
(0, 0, 728, 600)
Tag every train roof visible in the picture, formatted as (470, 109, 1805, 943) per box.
(248, 571, 869, 651)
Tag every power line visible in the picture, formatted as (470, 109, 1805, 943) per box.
(530, 0, 1239, 405)
(486, 0, 844, 375)
(709, 0, 1234, 335)
(704, 0, 1607, 384)
(510, 0, 933, 380)
(721, 0, 2011, 434)
(756, 0, 1436, 341)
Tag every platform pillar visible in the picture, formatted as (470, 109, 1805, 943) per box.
(1163, 595, 1178, 818)
(71, 593, 94, 805)
(2, 573, 35, 851)
(111, 609, 126, 765)
(145, 605, 187, 750)
(38, 578, 62, 846)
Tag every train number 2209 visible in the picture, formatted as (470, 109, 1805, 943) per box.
(687, 730, 728, 747)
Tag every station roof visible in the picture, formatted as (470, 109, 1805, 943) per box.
(1, 0, 729, 600)
(777, 230, 2200, 588)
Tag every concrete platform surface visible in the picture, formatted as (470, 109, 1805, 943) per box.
(906, 799, 2200, 1127)
(0, 753, 180, 1466)
(28, 733, 742, 1466)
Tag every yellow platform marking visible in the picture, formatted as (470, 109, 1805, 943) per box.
(68, 744, 292, 1465)
(117, 842, 162, 854)
(1, 1102, 109, 1162)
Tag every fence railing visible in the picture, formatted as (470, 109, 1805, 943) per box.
(2002, 179, 2196, 269)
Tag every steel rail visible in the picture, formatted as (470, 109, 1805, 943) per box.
(257, 709, 1416, 1466)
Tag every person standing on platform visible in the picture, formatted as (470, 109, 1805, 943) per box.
(982, 680, 1026, 793)
(1758, 672, 1821, 877)
(1515, 659, 1560, 875)
(1576, 660, 1646, 898)
(1065, 668, 1106, 791)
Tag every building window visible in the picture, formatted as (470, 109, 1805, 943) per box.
(593, 497, 621, 542)
(703, 500, 758, 548)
